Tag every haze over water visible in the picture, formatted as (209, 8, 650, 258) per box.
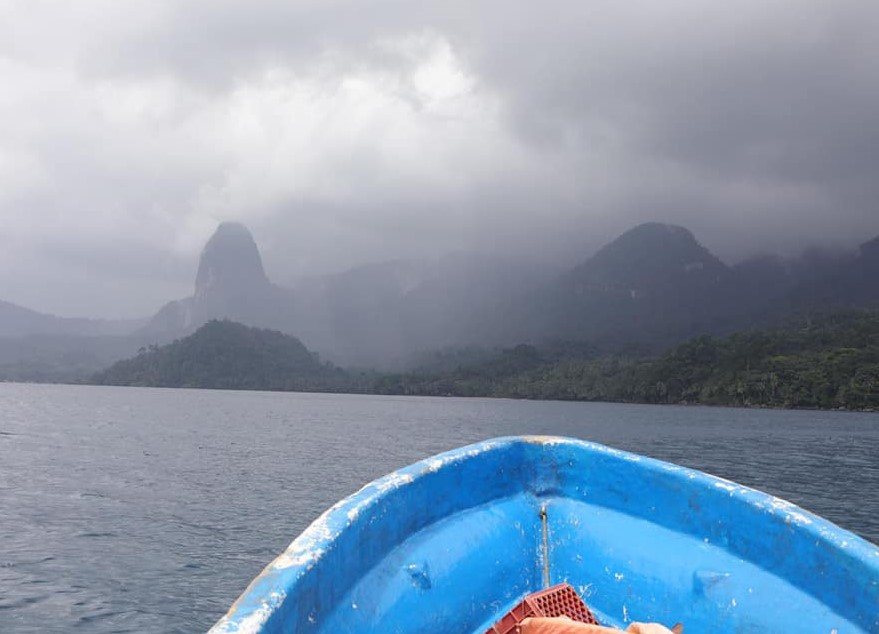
(0, 383, 877, 633)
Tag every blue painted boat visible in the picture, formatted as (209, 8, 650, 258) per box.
(210, 437, 879, 633)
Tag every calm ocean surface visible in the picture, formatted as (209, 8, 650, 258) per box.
(0, 383, 876, 633)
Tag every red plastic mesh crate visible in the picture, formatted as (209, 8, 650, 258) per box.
(485, 583, 599, 634)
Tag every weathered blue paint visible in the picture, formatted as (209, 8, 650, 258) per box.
(210, 437, 879, 633)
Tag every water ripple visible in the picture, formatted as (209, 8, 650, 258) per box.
(0, 384, 876, 633)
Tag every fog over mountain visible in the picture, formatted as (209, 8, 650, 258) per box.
(139, 220, 879, 367)
(142, 222, 556, 366)
(1, 1, 878, 319)
(146, 222, 294, 335)
(2, 217, 878, 376)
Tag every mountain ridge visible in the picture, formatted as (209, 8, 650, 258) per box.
(0, 298, 146, 339)
(3, 219, 879, 377)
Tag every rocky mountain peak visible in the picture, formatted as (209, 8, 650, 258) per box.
(571, 222, 728, 292)
(593, 222, 710, 264)
(194, 222, 269, 299)
(141, 222, 295, 338)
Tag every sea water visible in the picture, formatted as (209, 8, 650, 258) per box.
(1, 383, 876, 633)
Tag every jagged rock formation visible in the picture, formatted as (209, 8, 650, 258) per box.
(192, 222, 272, 323)
(143, 222, 295, 337)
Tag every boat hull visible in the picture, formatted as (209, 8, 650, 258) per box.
(211, 436, 879, 633)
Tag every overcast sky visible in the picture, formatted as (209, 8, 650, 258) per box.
(1, 0, 878, 318)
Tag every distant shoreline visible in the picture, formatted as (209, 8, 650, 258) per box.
(7, 378, 877, 414)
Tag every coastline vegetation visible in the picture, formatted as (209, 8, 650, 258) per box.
(92, 320, 347, 391)
(92, 311, 879, 411)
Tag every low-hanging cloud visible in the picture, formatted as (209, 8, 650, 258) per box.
(1, 0, 877, 317)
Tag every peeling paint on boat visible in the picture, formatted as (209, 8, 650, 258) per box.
(212, 591, 285, 634)
(210, 436, 879, 634)
(769, 497, 814, 525)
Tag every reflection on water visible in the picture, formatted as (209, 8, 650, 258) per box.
(0, 384, 876, 633)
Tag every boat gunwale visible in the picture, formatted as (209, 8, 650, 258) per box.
(209, 435, 879, 633)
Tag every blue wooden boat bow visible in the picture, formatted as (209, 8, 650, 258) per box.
(210, 436, 879, 633)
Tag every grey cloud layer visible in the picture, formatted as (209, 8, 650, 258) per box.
(1, 0, 877, 316)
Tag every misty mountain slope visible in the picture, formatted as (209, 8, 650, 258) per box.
(284, 220, 879, 363)
(0, 299, 145, 338)
(399, 252, 557, 337)
(286, 259, 428, 366)
(140, 229, 439, 365)
(142, 224, 439, 365)
(566, 222, 728, 292)
(727, 255, 797, 307)
(17, 218, 877, 380)
(484, 223, 739, 350)
(715, 240, 879, 331)
(503, 222, 879, 353)
(288, 253, 557, 367)
(0, 298, 149, 381)
(783, 237, 879, 310)
(0, 333, 150, 382)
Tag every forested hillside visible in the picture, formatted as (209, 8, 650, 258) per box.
(93, 320, 343, 391)
(374, 311, 879, 410)
(91, 312, 879, 410)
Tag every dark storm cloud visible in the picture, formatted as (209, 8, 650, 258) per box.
(0, 0, 877, 316)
